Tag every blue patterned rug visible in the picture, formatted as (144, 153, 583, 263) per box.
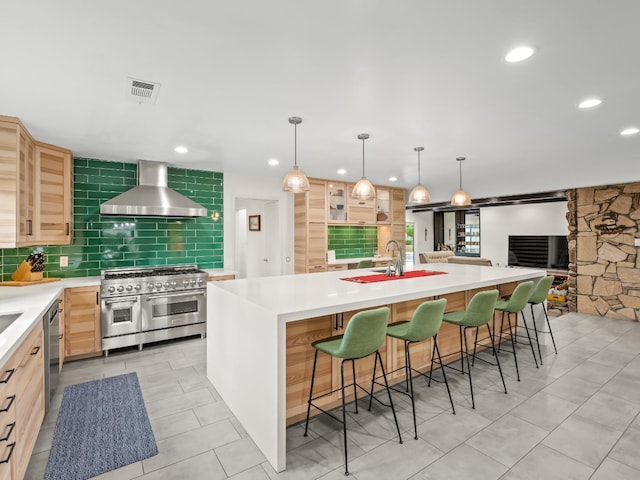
(45, 372, 158, 480)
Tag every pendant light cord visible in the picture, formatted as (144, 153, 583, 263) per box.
(361, 137, 365, 178)
(294, 123, 298, 167)
(459, 158, 463, 189)
(417, 150, 422, 184)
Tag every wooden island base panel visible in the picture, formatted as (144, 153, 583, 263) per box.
(284, 283, 518, 425)
(206, 264, 547, 472)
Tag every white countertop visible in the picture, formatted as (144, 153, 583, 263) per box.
(208, 263, 548, 322)
(0, 276, 100, 365)
(203, 268, 237, 277)
(327, 256, 393, 266)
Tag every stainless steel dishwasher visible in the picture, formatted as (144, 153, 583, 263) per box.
(43, 299, 61, 413)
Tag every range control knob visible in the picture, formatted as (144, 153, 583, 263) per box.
(197, 278, 204, 285)
(164, 281, 170, 288)
(156, 282, 162, 289)
(148, 283, 155, 290)
(183, 279, 190, 287)
(135, 284, 141, 291)
(108, 286, 115, 293)
(126, 285, 133, 292)
(117, 285, 124, 292)
(171, 281, 177, 288)
(190, 279, 196, 286)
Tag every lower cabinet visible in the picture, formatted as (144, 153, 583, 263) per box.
(0, 323, 44, 480)
(64, 286, 102, 360)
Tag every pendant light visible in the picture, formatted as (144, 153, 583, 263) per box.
(282, 116, 310, 193)
(451, 156, 472, 206)
(407, 146, 431, 204)
(351, 133, 376, 200)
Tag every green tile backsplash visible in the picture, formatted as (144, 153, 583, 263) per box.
(327, 225, 378, 259)
(0, 158, 224, 280)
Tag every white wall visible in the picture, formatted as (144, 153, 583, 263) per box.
(481, 202, 568, 266)
(224, 173, 295, 275)
(406, 210, 434, 263)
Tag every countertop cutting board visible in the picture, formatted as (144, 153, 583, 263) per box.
(0, 277, 61, 287)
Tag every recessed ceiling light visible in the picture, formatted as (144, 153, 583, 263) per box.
(174, 146, 188, 154)
(337, 168, 346, 175)
(578, 98, 602, 109)
(388, 176, 398, 182)
(505, 46, 534, 63)
(268, 158, 279, 166)
(620, 127, 639, 136)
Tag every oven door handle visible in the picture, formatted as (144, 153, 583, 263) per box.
(146, 291, 206, 301)
(104, 297, 139, 305)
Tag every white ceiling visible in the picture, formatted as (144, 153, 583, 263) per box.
(1, 1, 639, 203)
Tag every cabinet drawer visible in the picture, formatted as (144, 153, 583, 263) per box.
(348, 207, 375, 224)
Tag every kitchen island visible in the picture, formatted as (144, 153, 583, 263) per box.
(206, 263, 547, 472)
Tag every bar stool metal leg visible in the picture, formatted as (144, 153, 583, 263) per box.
(505, 311, 520, 381)
(519, 311, 539, 368)
(340, 360, 349, 475)
(303, 350, 319, 436)
(434, 335, 456, 415)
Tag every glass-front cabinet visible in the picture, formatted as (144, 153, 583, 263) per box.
(328, 182, 347, 222)
(375, 188, 391, 224)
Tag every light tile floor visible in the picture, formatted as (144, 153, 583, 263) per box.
(26, 312, 640, 479)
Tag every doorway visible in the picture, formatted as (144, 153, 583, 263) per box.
(235, 198, 282, 278)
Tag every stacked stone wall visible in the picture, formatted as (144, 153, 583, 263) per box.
(571, 182, 640, 321)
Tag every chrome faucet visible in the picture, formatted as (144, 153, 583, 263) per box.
(385, 240, 404, 276)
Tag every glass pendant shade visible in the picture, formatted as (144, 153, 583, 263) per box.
(408, 184, 431, 204)
(352, 133, 375, 200)
(407, 146, 431, 204)
(451, 189, 472, 206)
(451, 156, 471, 206)
(282, 116, 310, 193)
(352, 178, 376, 200)
(282, 165, 310, 193)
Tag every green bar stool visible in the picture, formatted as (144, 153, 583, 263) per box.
(357, 259, 373, 268)
(494, 281, 537, 381)
(303, 306, 402, 476)
(386, 298, 455, 440)
(442, 290, 505, 409)
(528, 275, 558, 364)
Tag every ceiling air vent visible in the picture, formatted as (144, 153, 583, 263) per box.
(126, 77, 161, 104)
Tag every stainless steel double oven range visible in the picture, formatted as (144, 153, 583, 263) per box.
(101, 264, 207, 355)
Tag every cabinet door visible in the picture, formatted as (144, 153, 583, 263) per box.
(308, 179, 327, 223)
(307, 222, 327, 273)
(327, 182, 347, 223)
(13, 324, 44, 480)
(34, 144, 72, 244)
(64, 286, 102, 358)
(376, 188, 391, 224)
(391, 188, 406, 225)
(17, 126, 36, 245)
(347, 184, 375, 224)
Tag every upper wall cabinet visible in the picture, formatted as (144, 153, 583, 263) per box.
(326, 183, 403, 226)
(0, 116, 72, 248)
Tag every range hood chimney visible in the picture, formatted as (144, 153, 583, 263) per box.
(100, 160, 207, 217)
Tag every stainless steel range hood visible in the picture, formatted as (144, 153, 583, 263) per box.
(100, 160, 207, 217)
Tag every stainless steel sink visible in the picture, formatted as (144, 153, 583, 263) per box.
(0, 313, 21, 335)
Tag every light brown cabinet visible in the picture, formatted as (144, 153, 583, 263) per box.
(296, 178, 406, 273)
(0, 323, 44, 480)
(295, 179, 328, 273)
(0, 116, 72, 248)
(64, 286, 102, 360)
(34, 143, 72, 244)
(345, 184, 376, 225)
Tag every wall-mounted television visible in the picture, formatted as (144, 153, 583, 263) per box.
(508, 235, 569, 270)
